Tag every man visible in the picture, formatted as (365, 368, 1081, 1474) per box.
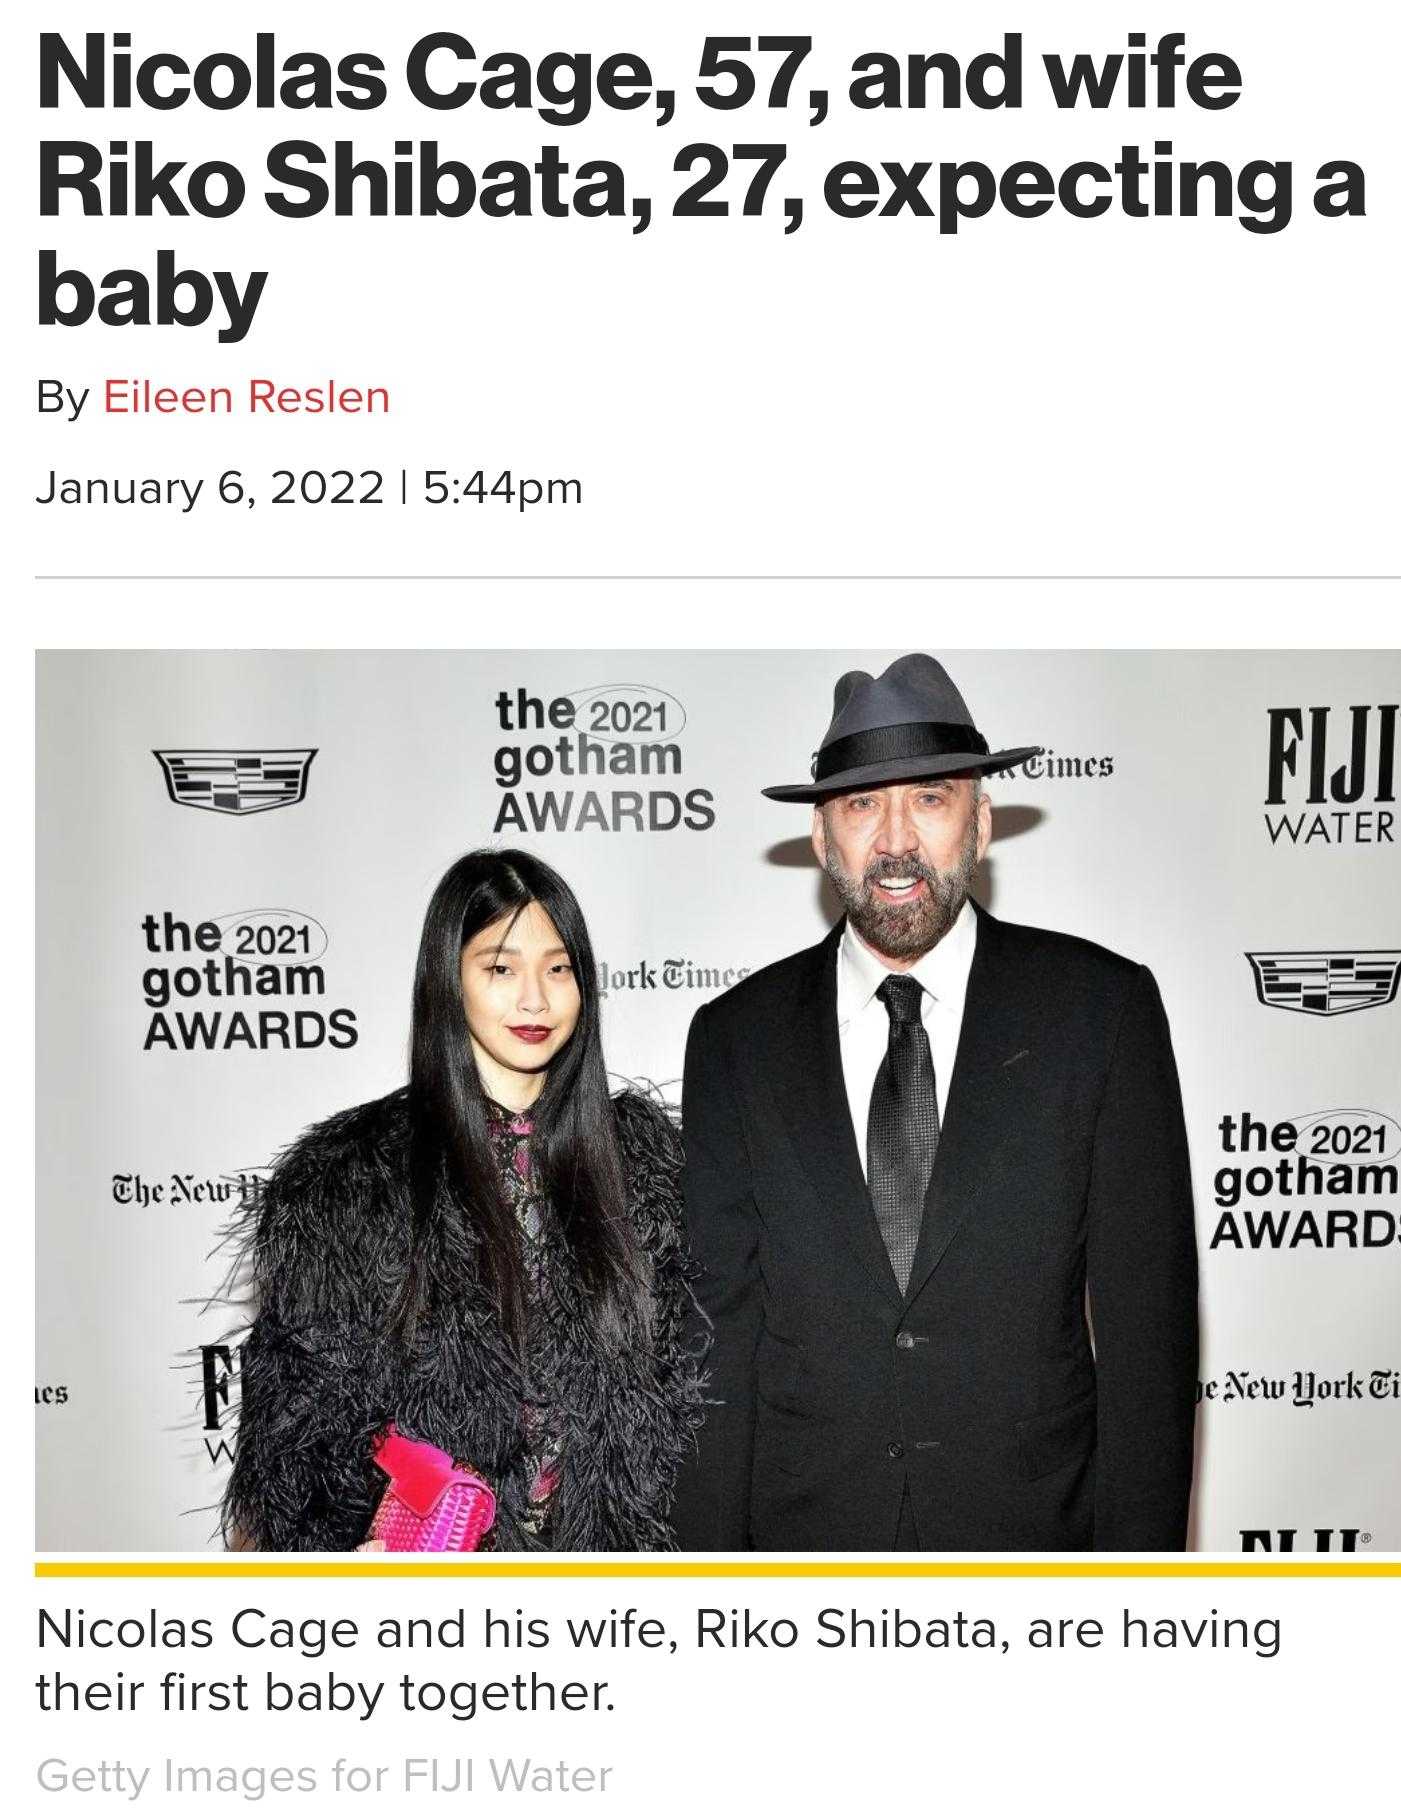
(673, 653, 1198, 1552)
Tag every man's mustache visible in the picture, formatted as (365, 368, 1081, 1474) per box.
(863, 858, 940, 889)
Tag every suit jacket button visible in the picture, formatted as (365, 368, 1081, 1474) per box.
(895, 1331, 915, 1350)
(887, 1441, 905, 1459)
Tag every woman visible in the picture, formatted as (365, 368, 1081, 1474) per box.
(223, 849, 703, 1551)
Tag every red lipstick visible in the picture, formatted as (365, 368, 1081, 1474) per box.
(508, 1025, 551, 1043)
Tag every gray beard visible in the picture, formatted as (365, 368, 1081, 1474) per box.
(823, 820, 979, 961)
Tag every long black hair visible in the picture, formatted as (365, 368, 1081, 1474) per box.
(396, 848, 643, 1348)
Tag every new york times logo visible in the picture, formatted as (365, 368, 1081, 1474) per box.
(993, 749, 1115, 780)
(1199, 1369, 1401, 1406)
(598, 957, 750, 995)
(491, 684, 715, 833)
(140, 907, 358, 1052)
(1210, 1110, 1399, 1249)
(112, 1168, 269, 1209)
(1264, 704, 1397, 846)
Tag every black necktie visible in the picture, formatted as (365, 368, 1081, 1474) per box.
(866, 975, 939, 1293)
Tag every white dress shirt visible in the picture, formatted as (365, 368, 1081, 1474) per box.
(836, 899, 978, 1179)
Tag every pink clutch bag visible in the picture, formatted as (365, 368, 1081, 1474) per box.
(368, 1425, 497, 1552)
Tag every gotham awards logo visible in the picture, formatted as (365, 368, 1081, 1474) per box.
(139, 908, 358, 1052)
(490, 683, 715, 832)
(1209, 1109, 1398, 1250)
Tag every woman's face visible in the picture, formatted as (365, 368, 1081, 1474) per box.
(460, 901, 582, 1107)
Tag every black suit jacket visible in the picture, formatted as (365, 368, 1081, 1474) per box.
(672, 905, 1198, 1552)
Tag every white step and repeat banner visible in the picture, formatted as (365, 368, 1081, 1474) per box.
(34, 647, 1400, 1551)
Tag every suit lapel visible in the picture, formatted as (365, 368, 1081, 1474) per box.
(767, 924, 906, 1311)
(904, 905, 1023, 1306)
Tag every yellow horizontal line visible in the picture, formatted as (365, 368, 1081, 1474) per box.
(34, 1560, 1401, 1580)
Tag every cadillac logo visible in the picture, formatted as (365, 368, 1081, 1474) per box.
(153, 749, 317, 816)
(1246, 950, 1401, 1017)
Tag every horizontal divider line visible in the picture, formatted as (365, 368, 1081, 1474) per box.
(35, 1560, 1401, 1580)
(31, 573, 1400, 583)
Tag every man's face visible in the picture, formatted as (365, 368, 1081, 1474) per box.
(812, 776, 991, 965)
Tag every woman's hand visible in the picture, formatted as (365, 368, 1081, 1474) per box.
(355, 1539, 386, 1553)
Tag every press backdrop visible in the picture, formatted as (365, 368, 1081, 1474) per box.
(34, 649, 1401, 1551)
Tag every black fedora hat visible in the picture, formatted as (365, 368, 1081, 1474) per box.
(762, 653, 1042, 803)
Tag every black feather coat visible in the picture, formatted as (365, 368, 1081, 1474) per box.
(222, 1087, 705, 1552)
